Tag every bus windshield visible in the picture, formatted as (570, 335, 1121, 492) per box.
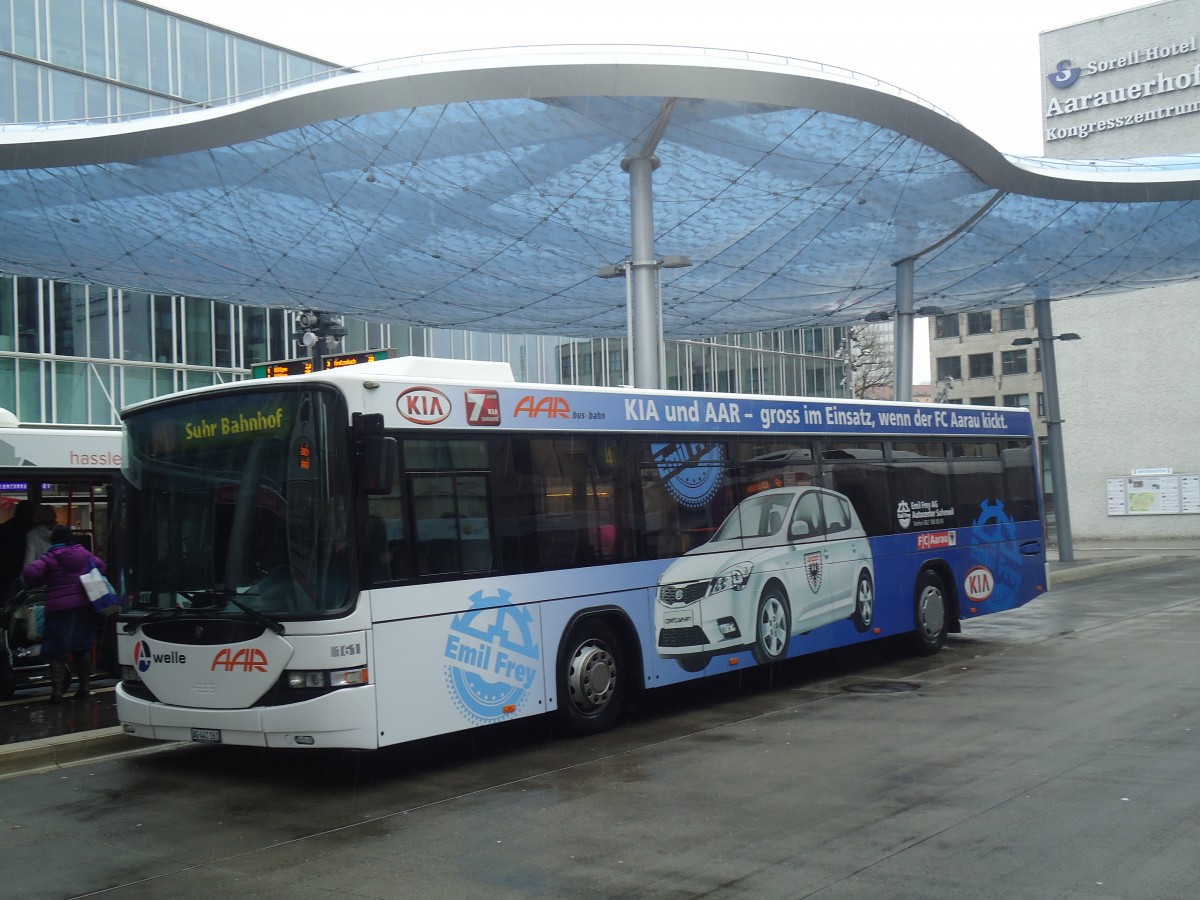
(119, 386, 354, 616)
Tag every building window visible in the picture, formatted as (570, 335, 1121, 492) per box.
(936, 356, 962, 381)
(1003, 393, 1030, 408)
(968, 353, 993, 378)
(966, 312, 992, 335)
(1035, 347, 1042, 372)
(1001, 349, 1028, 375)
(999, 306, 1027, 331)
(969, 396, 994, 406)
(1037, 392, 1046, 417)
(934, 315, 959, 339)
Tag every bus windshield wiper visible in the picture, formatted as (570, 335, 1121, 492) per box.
(225, 595, 286, 634)
(121, 604, 203, 633)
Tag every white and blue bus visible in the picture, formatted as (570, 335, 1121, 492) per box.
(114, 357, 1046, 749)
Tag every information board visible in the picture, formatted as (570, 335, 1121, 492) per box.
(251, 349, 392, 379)
(1106, 473, 1200, 515)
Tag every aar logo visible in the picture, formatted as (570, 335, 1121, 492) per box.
(443, 589, 541, 725)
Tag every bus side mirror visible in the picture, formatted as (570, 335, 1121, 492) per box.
(360, 436, 397, 495)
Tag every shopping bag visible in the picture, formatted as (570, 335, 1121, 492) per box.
(80, 566, 120, 616)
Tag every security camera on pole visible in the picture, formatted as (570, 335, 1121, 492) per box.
(293, 310, 348, 371)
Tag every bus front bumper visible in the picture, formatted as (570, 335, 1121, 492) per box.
(116, 682, 379, 750)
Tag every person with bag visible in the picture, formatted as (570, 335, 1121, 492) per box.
(20, 525, 105, 703)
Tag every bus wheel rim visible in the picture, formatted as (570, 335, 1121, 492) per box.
(919, 586, 945, 636)
(568, 641, 616, 713)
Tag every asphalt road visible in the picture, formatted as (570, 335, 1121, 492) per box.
(1, 557, 1198, 899)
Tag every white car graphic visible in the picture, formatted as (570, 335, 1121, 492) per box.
(656, 487, 875, 670)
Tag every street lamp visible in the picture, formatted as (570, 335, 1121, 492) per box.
(1013, 327, 1082, 561)
(1011, 333, 1080, 346)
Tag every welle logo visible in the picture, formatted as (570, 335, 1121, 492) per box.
(134, 640, 186, 673)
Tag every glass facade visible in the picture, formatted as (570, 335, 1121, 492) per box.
(1, 0, 849, 425)
(0, 0, 341, 124)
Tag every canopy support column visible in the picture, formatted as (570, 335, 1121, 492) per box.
(623, 154, 662, 390)
(893, 258, 915, 402)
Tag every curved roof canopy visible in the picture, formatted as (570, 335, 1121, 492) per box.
(3, 47, 1200, 337)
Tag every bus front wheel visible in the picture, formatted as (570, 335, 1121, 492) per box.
(557, 619, 626, 736)
(912, 570, 949, 655)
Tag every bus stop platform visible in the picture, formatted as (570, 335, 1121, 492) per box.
(2, 538, 1198, 779)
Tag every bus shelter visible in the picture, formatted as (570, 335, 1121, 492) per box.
(3, 47, 1200, 559)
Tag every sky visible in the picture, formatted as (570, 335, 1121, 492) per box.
(150, 0, 1144, 381)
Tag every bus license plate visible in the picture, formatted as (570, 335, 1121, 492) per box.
(191, 728, 222, 743)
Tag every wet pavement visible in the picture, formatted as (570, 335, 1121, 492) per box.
(0, 680, 119, 747)
(5, 554, 1200, 898)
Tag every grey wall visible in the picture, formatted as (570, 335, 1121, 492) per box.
(1055, 285, 1200, 540)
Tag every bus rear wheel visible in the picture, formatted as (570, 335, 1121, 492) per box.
(912, 570, 949, 655)
(557, 619, 626, 736)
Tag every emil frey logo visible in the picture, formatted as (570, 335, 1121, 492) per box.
(443, 588, 541, 725)
(652, 442, 726, 509)
(965, 500, 1024, 612)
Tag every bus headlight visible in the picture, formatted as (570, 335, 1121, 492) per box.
(121, 665, 141, 682)
(286, 666, 369, 689)
(710, 562, 753, 594)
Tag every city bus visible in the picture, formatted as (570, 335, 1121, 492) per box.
(113, 357, 1047, 749)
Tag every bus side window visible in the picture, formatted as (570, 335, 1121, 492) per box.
(366, 442, 408, 584)
(1001, 440, 1039, 522)
(819, 442, 891, 535)
(411, 473, 493, 578)
(951, 442, 1004, 527)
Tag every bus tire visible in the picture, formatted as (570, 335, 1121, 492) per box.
(851, 569, 874, 633)
(557, 618, 626, 737)
(752, 583, 790, 665)
(912, 570, 949, 655)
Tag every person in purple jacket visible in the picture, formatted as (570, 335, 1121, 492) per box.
(21, 525, 105, 703)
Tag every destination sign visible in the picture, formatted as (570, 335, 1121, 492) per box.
(251, 349, 392, 379)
